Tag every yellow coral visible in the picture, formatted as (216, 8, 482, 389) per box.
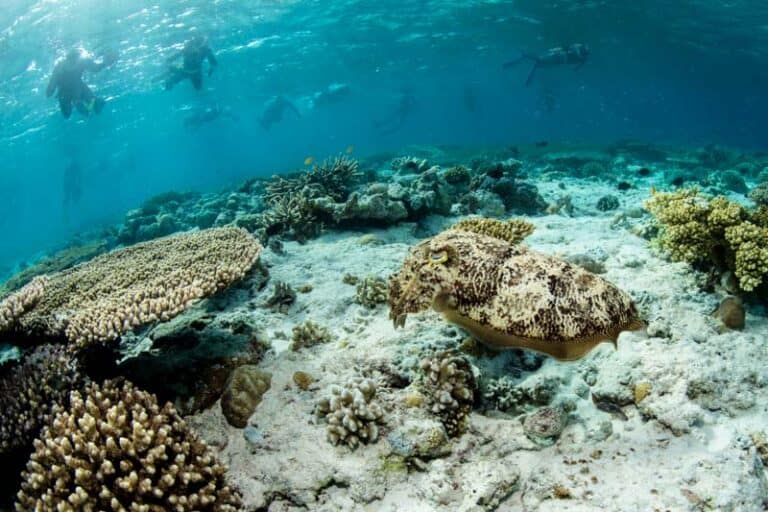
(646, 188, 768, 291)
(451, 217, 535, 245)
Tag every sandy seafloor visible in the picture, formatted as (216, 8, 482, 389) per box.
(178, 176, 768, 512)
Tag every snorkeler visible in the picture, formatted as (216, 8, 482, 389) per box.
(164, 35, 218, 91)
(259, 95, 301, 130)
(183, 104, 239, 129)
(503, 43, 590, 86)
(374, 89, 416, 135)
(46, 48, 117, 119)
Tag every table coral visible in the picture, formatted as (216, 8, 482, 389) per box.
(0, 227, 262, 350)
(16, 379, 241, 511)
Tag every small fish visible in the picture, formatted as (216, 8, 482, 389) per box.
(345, 145, 355, 154)
(303, 156, 314, 166)
(591, 393, 628, 421)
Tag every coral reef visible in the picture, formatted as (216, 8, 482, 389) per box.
(355, 276, 389, 308)
(0, 344, 83, 454)
(443, 165, 471, 185)
(290, 320, 334, 351)
(748, 182, 768, 206)
(389, 228, 643, 360)
(419, 352, 476, 437)
(220, 365, 272, 428)
(451, 217, 535, 245)
(16, 379, 241, 511)
(645, 188, 768, 291)
(0, 227, 262, 350)
(315, 378, 385, 448)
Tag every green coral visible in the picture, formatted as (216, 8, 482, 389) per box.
(645, 188, 768, 291)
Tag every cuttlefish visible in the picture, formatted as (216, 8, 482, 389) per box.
(388, 227, 644, 361)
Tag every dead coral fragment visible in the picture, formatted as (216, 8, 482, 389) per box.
(264, 281, 296, 313)
(0, 227, 262, 350)
(420, 352, 475, 437)
(16, 379, 241, 511)
(451, 217, 535, 245)
(355, 276, 389, 308)
(290, 320, 335, 351)
(220, 365, 272, 428)
(0, 344, 83, 454)
(315, 378, 384, 448)
(389, 228, 642, 361)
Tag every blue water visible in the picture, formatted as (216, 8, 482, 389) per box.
(2, 0, 768, 269)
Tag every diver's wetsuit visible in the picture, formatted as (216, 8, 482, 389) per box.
(46, 51, 112, 118)
(259, 96, 300, 130)
(504, 44, 589, 86)
(165, 38, 217, 91)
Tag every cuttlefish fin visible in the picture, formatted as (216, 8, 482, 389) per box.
(441, 308, 645, 361)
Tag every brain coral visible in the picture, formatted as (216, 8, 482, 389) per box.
(388, 228, 643, 361)
(220, 365, 272, 428)
(0, 344, 83, 454)
(16, 379, 242, 511)
(0, 227, 262, 350)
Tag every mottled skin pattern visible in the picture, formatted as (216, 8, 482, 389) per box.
(389, 230, 642, 357)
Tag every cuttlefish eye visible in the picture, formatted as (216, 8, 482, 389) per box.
(428, 250, 449, 264)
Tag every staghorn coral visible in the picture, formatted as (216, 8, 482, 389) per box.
(0, 227, 262, 350)
(389, 228, 642, 360)
(419, 352, 475, 437)
(258, 192, 321, 242)
(305, 155, 361, 201)
(646, 188, 768, 291)
(315, 378, 384, 448)
(451, 217, 534, 245)
(220, 365, 272, 428)
(355, 276, 389, 308)
(16, 379, 241, 511)
(0, 344, 83, 454)
(290, 320, 335, 351)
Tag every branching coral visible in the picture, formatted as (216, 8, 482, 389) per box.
(645, 188, 768, 291)
(419, 352, 476, 437)
(315, 378, 385, 448)
(306, 155, 361, 201)
(451, 217, 534, 245)
(0, 344, 83, 454)
(16, 379, 242, 511)
(355, 276, 389, 308)
(290, 321, 334, 351)
(0, 227, 262, 350)
(258, 192, 321, 242)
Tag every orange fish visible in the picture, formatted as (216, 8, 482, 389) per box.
(345, 145, 355, 154)
(304, 156, 314, 166)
